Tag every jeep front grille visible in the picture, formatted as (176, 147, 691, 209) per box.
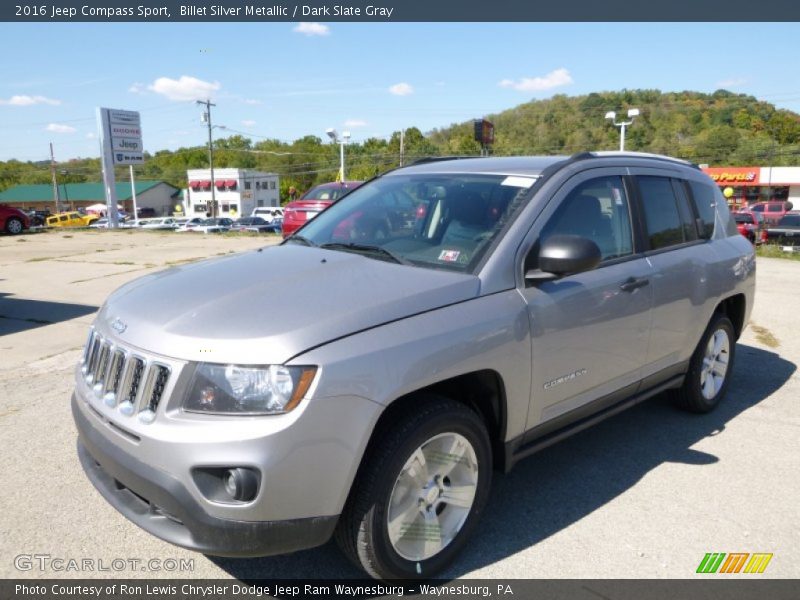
(81, 330, 172, 424)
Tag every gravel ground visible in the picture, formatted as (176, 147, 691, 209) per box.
(0, 230, 797, 580)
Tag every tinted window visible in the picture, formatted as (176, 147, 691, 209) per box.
(687, 181, 717, 239)
(541, 176, 634, 261)
(734, 214, 754, 224)
(638, 176, 685, 250)
(751, 204, 764, 212)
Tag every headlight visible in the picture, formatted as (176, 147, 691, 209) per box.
(183, 363, 316, 415)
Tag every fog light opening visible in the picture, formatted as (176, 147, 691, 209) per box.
(223, 468, 258, 502)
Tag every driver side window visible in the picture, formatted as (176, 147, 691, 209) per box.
(541, 175, 634, 263)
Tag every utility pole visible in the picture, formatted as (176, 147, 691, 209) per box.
(130, 165, 139, 224)
(399, 129, 405, 166)
(49, 142, 61, 214)
(197, 99, 217, 217)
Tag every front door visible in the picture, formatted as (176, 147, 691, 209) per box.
(518, 171, 654, 430)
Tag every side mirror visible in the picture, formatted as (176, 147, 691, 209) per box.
(526, 235, 602, 281)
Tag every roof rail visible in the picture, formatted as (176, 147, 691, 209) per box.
(409, 155, 478, 166)
(570, 151, 700, 170)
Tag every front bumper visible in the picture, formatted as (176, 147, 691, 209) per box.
(73, 394, 338, 557)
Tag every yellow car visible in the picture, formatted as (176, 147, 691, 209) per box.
(45, 211, 99, 228)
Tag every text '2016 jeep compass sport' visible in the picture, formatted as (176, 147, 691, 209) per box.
(73, 152, 755, 579)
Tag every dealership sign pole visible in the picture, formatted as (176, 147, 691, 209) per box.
(97, 107, 144, 227)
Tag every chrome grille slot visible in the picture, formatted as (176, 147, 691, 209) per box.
(92, 343, 110, 389)
(118, 357, 145, 416)
(102, 349, 126, 406)
(138, 364, 170, 424)
(85, 336, 103, 384)
(82, 330, 94, 365)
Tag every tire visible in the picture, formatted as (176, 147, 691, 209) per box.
(335, 396, 492, 579)
(5, 218, 24, 235)
(672, 313, 736, 413)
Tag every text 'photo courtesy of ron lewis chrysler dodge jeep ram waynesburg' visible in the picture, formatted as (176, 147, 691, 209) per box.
(72, 151, 754, 580)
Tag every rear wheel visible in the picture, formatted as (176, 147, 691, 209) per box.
(672, 313, 735, 413)
(336, 396, 491, 579)
(5, 218, 23, 234)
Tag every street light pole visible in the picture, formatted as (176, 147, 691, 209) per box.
(198, 99, 217, 217)
(326, 128, 351, 181)
(605, 108, 640, 151)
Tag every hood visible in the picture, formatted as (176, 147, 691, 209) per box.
(96, 245, 480, 364)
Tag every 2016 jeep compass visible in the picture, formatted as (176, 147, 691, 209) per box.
(73, 152, 755, 579)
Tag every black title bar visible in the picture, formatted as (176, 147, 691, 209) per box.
(3, 0, 800, 22)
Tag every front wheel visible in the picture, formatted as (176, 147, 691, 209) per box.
(672, 313, 735, 413)
(336, 396, 492, 579)
(5, 218, 23, 234)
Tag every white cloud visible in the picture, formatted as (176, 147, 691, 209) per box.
(293, 22, 330, 36)
(499, 68, 573, 92)
(241, 120, 257, 127)
(344, 119, 367, 128)
(129, 82, 146, 94)
(716, 78, 747, 88)
(148, 75, 221, 101)
(389, 82, 414, 96)
(243, 98, 261, 105)
(0, 95, 61, 106)
(86, 132, 96, 139)
(46, 123, 77, 134)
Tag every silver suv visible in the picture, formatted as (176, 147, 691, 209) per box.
(72, 152, 755, 579)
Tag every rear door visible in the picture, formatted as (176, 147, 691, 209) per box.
(518, 169, 654, 430)
(629, 171, 715, 383)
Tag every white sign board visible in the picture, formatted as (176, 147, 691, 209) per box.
(108, 110, 141, 125)
(113, 151, 145, 165)
(112, 137, 144, 153)
(110, 124, 142, 137)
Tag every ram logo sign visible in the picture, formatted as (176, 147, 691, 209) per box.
(696, 552, 773, 574)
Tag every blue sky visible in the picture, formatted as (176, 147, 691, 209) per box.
(1, 22, 800, 162)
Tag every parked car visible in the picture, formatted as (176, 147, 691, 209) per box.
(763, 213, 800, 245)
(739, 201, 793, 226)
(72, 152, 754, 580)
(251, 207, 285, 221)
(282, 181, 363, 238)
(136, 207, 157, 219)
(733, 212, 765, 243)
(26, 209, 52, 227)
(1, 205, 30, 234)
(174, 217, 205, 232)
(231, 216, 281, 233)
(140, 218, 178, 230)
(176, 217, 233, 233)
(45, 211, 98, 228)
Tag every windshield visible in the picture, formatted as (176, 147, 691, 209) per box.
(292, 173, 534, 273)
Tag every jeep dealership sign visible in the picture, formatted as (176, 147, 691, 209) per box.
(97, 107, 145, 226)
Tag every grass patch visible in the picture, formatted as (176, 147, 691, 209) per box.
(95, 249, 105, 252)
(750, 323, 780, 348)
(62, 235, 73, 239)
(756, 244, 800, 261)
(16, 238, 27, 242)
(112, 261, 135, 265)
(26, 256, 53, 262)
(164, 257, 204, 266)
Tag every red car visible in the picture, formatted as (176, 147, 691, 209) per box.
(282, 181, 363, 238)
(739, 201, 793, 226)
(733, 211, 765, 244)
(0, 205, 30, 235)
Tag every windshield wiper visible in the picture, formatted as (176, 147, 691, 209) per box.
(320, 242, 411, 265)
(283, 234, 318, 247)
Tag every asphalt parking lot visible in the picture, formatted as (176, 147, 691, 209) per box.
(0, 230, 798, 579)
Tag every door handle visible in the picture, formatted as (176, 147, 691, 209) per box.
(619, 277, 649, 292)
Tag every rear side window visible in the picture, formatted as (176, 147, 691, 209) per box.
(638, 176, 686, 250)
(687, 181, 717, 239)
(779, 215, 800, 226)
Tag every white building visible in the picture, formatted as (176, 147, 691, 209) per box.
(185, 168, 280, 218)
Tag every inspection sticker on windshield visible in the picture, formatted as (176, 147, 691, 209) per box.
(501, 176, 537, 188)
(439, 250, 461, 262)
